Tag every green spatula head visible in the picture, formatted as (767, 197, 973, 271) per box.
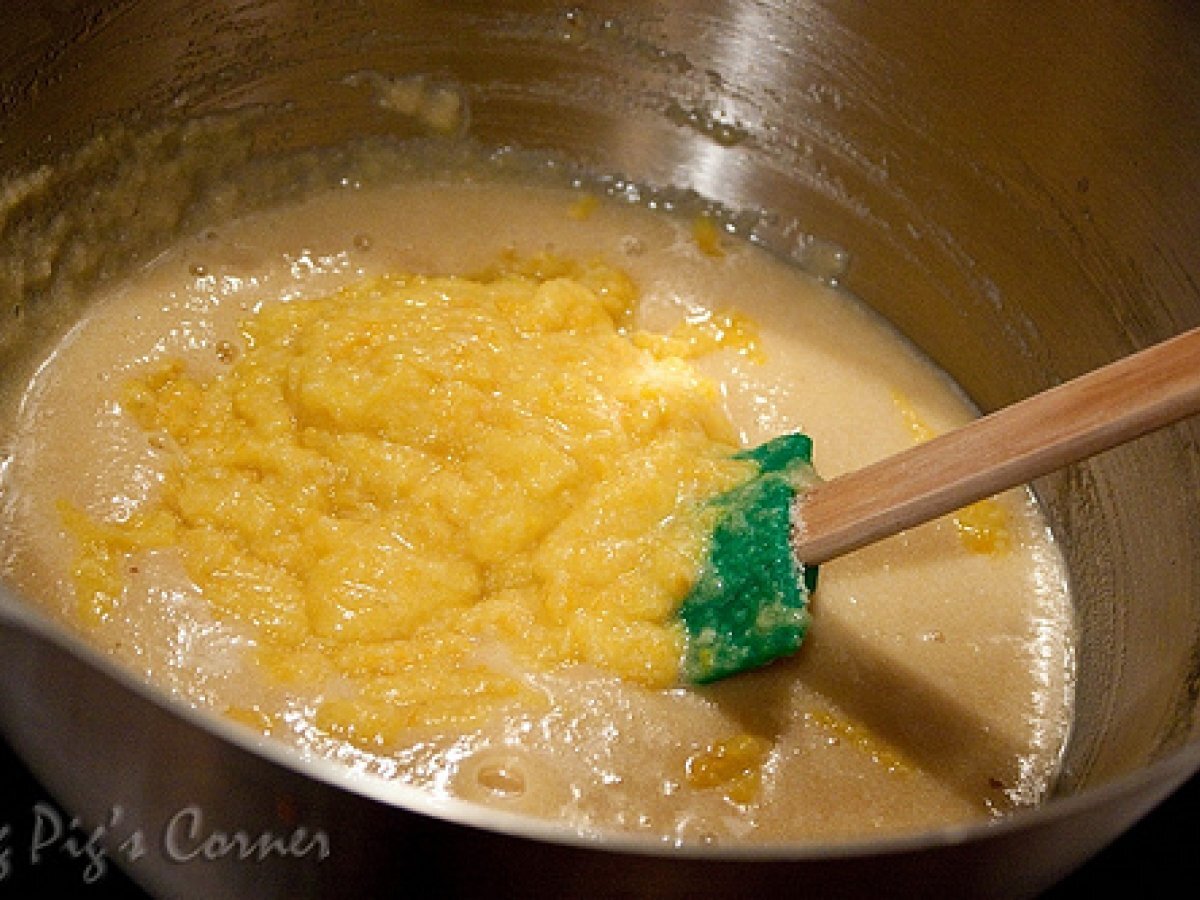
(678, 432, 818, 684)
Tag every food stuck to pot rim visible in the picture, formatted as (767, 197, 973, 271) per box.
(0, 165, 1075, 845)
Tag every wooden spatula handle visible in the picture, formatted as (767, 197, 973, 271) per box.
(792, 326, 1200, 565)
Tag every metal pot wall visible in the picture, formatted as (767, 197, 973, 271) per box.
(1, 1, 1199, 897)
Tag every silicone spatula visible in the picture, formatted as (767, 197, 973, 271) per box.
(680, 325, 1200, 683)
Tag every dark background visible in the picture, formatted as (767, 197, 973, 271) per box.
(0, 732, 1197, 898)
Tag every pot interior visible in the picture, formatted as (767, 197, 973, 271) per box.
(1, 0, 1199, 865)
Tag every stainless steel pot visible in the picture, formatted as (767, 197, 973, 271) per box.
(1, 2, 1198, 897)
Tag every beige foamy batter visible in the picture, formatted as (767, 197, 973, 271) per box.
(0, 176, 1074, 844)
